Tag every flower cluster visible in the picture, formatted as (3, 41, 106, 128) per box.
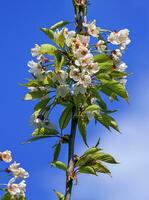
(0, 150, 29, 199)
(24, 17, 130, 139)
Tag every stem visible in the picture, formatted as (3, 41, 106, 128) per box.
(64, 1, 87, 199)
(64, 107, 78, 200)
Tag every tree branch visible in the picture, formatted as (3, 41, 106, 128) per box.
(64, 107, 78, 200)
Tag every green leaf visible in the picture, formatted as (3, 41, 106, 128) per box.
(84, 147, 100, 156)
(2, 193, 13, 200)
(24, 91, 48, 100)
(53, 142, 61, 162)
(101, 79, 128, 101)
(94, 54, 113, 72)
(50, 21, 69, 30)
(75, 155, 92, 167)
(43, 73, 53, 86)
(110, 71, 127, 79)
(59, 105, 72, 130)
(55, 191, 64, 200)
(97, 153, 118, 164)
(85, 104, 100, 112)
(93, 162, 112, 176)
(39, 44, 57, 56)
(51, 161, 67, 171)
(34, 98, 50, 111)
(40, 28, 54, 40)
(100, 85, 118, 101)
(32, 127, 59, 136)
(90, 87, 107, 110)
(55, 29, 65, 48)
(21, 79, 40, 87)
(78, 118, 89, 147)
(95, 113, 120, 132)
(79, 166, 97, 175)
(23, 135, 56, 144)
(55, 53, 65, 72)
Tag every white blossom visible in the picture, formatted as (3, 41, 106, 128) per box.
(27, 61, 44, 77)
(96, 40, 107, 52)
(74, 84, 86, 95)
(112, 49, 122, 61)
(77, 35, 90, 47)
(31, 44, 41, 58)
(75, 0, 86, 6)
(116, 62, 127, 72)
(52, 70, 68, 84)
(8, 162, 29, 179)
(69, 66, 81, 81)
(119, 78, 127, 86)
(0, 150, 12, 163)
(86, 62, 99, 75)
(78, 74, 92, 87)
(73, 46, 89, 58)
(108, 29, 131, 50)
(56, 84, 70, 98)
(31, 114, 43, 127)
(7, 178, 26, 197)
(83, 19, 100, 37)
(75, 53, 93, 67)
(71, 35, 90, 52)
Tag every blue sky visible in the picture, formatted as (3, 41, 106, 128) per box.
(0, 0, 149, 199)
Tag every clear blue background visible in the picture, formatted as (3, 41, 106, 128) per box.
(0, 0, 148, 199)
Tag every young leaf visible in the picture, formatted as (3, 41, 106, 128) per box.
(93, 162, 112, 176)
(101, 79, 128, 101)
(85, 104, 100, 112)
(24, 91, 48, 101)
(55, 29, 65, 48)
(78, 118, 88, 147)
(59, 105, 72, 130)
(97, 153, 118, 164)
(55, 191, 64, 200)
(2, 193, 14, 200)
(79, 166, 97, 175)
(51, 161, 67, 171)
(93, 54, 113, 72)
(95, 113, 120, 132)
(55, 53, 65, 72)
(40, 28, 54, 40)
(39, 44, 57, 56)
(34, 98, 50, 111)
(83, 147, 100, 156)
(53, 142, 61, 162)
(50, 21, 69, 30)
(23, 135, 56, 144)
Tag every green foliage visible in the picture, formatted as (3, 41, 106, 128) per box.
(24, 91, 48, 101)
(50, 21, 69, 31)
(94, 54, 113, 72)
(23, 127, 59, 144)
(95, 112, 120, 132)
(54, 191, 64, 200)
(2, 193, 25, 200)
(51, 161, 67, 171)
(59, 105, 73, 130)
(40, 28, 54, 40)
(78, 117, 89, 147)
(39, 44, 57, 55)
(75, 147, 118, 176)
(53, 142, 61, 162)
(34, 98, 50, 111)
(100, 79, 128, 101)
(55, 53, 65, 72)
